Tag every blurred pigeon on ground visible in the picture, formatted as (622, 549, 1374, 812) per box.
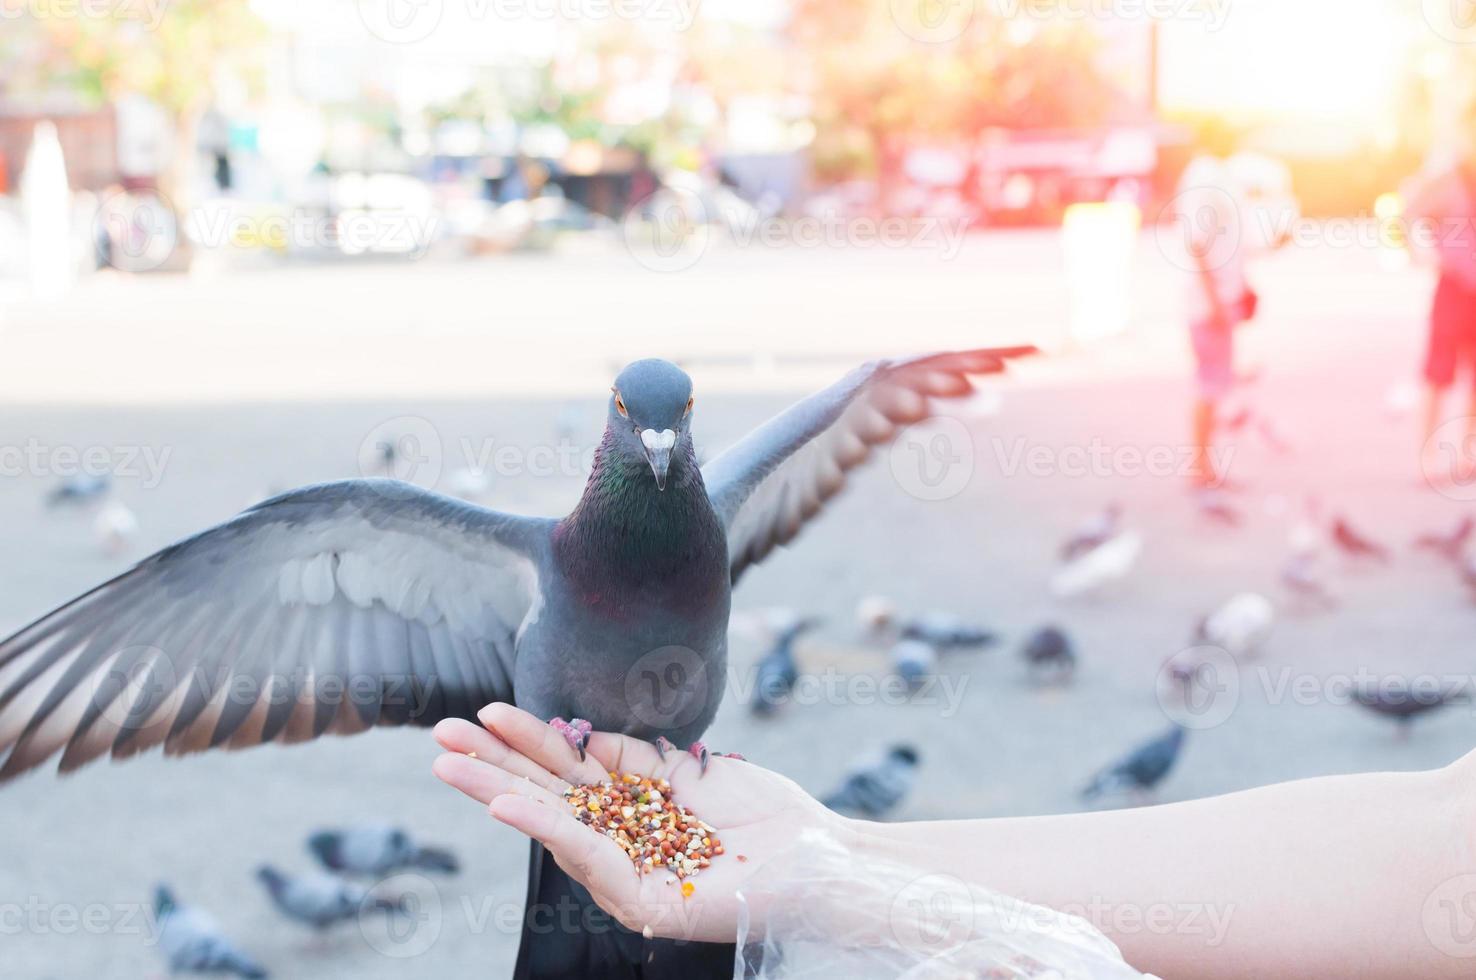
(1414, 516, 1473, 563)
(255, 866, 402, 932)
(1331, 516, 1390, 563)
(1352, 683, 1457, 739)
(1223, 406, 1292, 455)
(855, 598, 996, 650)
(1281, 552, 1338, 609)
(1160, 646, 1208, 697)
(366, 437, 399, 478)
(446, 466, 492, 503)
(1021, 625, 1075, 683)
(1060, 503, 1121, 562)
(1194, 592, 1275, 659)
(1461, 554, 1476, 600)
(93, 499, 138, 557)
(821, 744, 920, 819)
(154, 884, 267, 979)
(0, 349, 1035, 979)
(1194, 487, 1242, 526)
(749, 615, 823, 715)
(900, 611, 998, 650)
(1082, 725, 1186, 802)
(888, 639, 938, 692)
(47, 473, 110, 508)
(308, 824, 459, 877)
(1050, 530, 1142, 599)
(856, 595, 900, 639)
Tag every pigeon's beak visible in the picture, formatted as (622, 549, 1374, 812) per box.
(641, 428, 676, 491)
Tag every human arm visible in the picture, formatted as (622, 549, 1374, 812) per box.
(432, 705, 1476, 978)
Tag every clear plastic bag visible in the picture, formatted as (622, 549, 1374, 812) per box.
(734, 830, 1151, 979)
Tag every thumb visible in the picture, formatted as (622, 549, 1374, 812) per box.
(490, 794, 634, 893)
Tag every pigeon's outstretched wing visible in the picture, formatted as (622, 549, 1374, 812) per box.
(703, 347, 1035, 583)
(0, 480, 549, 781)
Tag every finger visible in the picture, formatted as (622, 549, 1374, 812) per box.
(490, 794, 636, 897)
(433, 718, 571, 795)
(432, 752, 564, 808)
(584, 731, 671, 778)
(477, 703, 608, 784)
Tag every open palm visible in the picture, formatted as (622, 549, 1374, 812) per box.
(432, 704, 845, 943)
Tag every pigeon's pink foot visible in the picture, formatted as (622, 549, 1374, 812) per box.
(550, 716, 592, 761)
(687, 742, 744, 773)
(651, 737, 741, 773)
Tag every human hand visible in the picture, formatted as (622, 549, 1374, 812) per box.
(431, 704, 848, 943)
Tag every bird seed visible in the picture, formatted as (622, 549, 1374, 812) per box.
(564, 772, 724, 882)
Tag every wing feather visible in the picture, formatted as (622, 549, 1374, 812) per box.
(0, 479, 549, 781)
(704, 347, 1035, 582)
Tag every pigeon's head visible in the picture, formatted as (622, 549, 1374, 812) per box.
(307, 831, 342, 869)
(887, 744, 921, 768)
(856, 595, 898, 634)
(255, 865, 286, 894)
(609, 359, 695, 491)
(153, 884, 176, 918)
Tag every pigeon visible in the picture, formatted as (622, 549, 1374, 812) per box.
(1352, 683, 1457, 738)
(855, 599, 996, 650)
(1331, 516, 1390, 562)
(1194, 593, 1274, 659)
(1222, 406, 1292, 455)
(749, 615, 823, 716)
(445, 466, 493, 503)
(1021, 625, 1075, 682)
(1081, 725, 1186, 801)
(1414, 516, 1473, 563)
(255, 866, 402, 932)
(1160, 646, 1205, 695)
(1050, 530, 1142, 598)
(1060, 503, 1121, 562)
(308, 824, 459, 877)
(153, 884, 268, 978)
(47, 473, 111, 508)
(888, 639, 937, 692)
(899, 612, 998, 650)
(820, 744, 920, 819)
(1462, 554, 1476, 600)
(1195, 488, 1242, 526)
(0, 348, 1034, 979)
(1281, 552, 1338, 609)
(93, 498, 139, 557)
(856, 595, 900, 638)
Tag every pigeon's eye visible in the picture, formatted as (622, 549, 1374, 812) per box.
(685, 396, 694, 415)
(615, 394, 628, 418)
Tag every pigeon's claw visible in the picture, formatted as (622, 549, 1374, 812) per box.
(654, 735, 676, 760)
(550, 717, 592, 761)
(689, 741, 711, 774)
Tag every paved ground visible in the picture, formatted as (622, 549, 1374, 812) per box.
(1, 230, 1473, 978)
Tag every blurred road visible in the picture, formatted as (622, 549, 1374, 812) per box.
(2, 230, 1471, 978)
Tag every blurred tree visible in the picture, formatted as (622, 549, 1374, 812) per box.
(6, 1, 265, 258)
(788, 0, 1122, 206)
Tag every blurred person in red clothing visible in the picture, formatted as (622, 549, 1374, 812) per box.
(1409, 106, 1476, 484)
(1174, 127, 1258, 490)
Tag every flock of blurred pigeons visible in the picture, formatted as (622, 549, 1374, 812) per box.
(743, 496, 1476, 824)
(152, 824, 458, 978)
